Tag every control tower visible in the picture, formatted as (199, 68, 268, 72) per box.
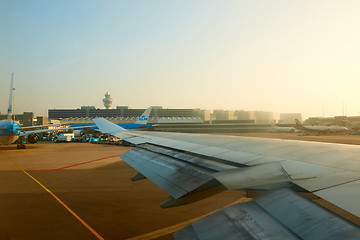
(103, 91, 113, 109)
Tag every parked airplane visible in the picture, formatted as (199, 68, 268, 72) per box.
(71, 107, 152, 137)
(270, 124, 298, 133)
(92, 117, 360, 239)
(0, 74, 73, 149)
(295, 119, 351, 134)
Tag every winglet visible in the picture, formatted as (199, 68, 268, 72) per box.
(93, 118, 127, 134)
(135, 107, 152, 125)
(7, 73, 14, 121)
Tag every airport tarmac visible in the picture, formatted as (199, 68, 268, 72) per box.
(1, 133, 360, 240)
(0, 142, 245, 240)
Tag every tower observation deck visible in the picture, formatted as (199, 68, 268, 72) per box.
(103, 92, 113, 109)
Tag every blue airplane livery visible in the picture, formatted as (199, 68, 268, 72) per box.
(71, 107, 153, 137)
(0, 73, 74, 149)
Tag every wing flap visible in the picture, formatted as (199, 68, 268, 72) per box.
(174, 189, 360, 240)
(121, 148, 215, 199)
(123, 136, 150, 145)
(213, 162, 291, 190)
(175, 202, 299, 240)
(315, 180, 360, 218)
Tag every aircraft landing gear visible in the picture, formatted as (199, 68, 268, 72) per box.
(17, 137, 26, 149)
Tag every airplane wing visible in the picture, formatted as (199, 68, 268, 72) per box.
(19, 122, 95, 136)
(18, 123, 64, 130)
(22, 127, 73, 136)
(93, 118, 360, 239)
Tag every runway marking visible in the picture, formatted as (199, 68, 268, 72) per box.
(0, 154, 121, 172)
(1, 152, 105, 240)
(126, 197, 250, 240)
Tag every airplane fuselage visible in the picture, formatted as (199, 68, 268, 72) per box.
(302, 125, 349, 133)
(295, 125, 350, 136)
(271, 126, 297, 133)
(118, 123, 152, 129)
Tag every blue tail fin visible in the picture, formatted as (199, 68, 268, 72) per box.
(135, 107, 152, 125)
(7, 73, 14, 121)
(294, 119, 305, 130)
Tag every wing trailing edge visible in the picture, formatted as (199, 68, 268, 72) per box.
(174, 188, 360, 240)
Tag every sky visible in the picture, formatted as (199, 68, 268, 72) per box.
(1, 0, 360, 119)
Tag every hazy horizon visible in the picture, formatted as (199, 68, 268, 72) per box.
(1, 1, 360, 120)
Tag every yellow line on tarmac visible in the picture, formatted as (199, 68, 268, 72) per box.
(2, 152, 104, 240)
(126, 197, 250, 240)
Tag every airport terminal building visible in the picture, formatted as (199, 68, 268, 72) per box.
(48, 106, 210, 121)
